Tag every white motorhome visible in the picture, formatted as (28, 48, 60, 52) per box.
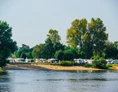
(74, 59, 85, 64)
(111, 60, 118, 64)
(39, 59, 46, 63)
(74, 59, 93, 64)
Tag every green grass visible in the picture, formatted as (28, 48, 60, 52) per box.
(0, 67, 3, 71)
(59, 61, 74, 66)
(0, 67, 7, 74)
(111, 64, 118, 66)
(84, 64, 93, 68)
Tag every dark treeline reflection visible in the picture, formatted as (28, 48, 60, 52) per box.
(0, 73, 13, 92)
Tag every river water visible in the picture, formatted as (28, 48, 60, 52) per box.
(0, 70, 118, 92)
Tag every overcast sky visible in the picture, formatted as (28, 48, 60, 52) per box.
(0, 0, 118, 47)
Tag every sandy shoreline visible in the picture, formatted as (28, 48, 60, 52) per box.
(4, 63, 118, 71)
(4, 64, 103, 71)
(4, 64, 47, 70)
(32, 64, 103, 71)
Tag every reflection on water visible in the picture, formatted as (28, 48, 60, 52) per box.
(0, 84, 12, 92)
(0, 70, 118, 92)
(0, 73, 12, 92)
(36, 78, 118, 81)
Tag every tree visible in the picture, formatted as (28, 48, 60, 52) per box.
(47, 29, 61, 44)
(62, 48, 78, 61)
(88, 18, 108, 57)
(15, 44, 32, 58)
(67, 18, 108, 58)
(78, 50, 86, 59)
(63, 50, 75, 61)
(41, 30, 63, 59)
(32, 29, 64, 59)
(43, 38, 55, 59)
(0, 21, 17, 67)
(54, 50, 64, 61)
(32, 39, 55, 59)
(92, 56, 107, 69)
(105, 41, 118, 59)
(67, 19, 87, 49)
(32, 44, 45, 58)
(53, 42, 64, 52)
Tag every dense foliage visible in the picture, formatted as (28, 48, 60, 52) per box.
(92, 57, 107, 69)
(13, 18, 118, 61)
(32, 29, 64, 59)
(9, 18, 118, 68)
(14, 44, 33, 59)
(0, 21, 17, 67)
(67, 18, 108, 58)
(105, 41, 118, 59)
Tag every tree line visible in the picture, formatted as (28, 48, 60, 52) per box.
(13, 18, 118, 60)
(0, 18, 118, 67)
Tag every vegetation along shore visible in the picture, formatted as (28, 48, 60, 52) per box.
(1, 18, 118, 71)
(3, 63, 118, 71)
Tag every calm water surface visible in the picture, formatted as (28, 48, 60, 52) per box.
(0, 70, 118, 92)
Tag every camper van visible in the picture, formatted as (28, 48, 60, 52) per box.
(111, 60, 118, 64)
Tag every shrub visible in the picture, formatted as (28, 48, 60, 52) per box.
(59, 61, 74, 66)
(106, 64, 112, 69)
(92, 57, 107, 69)
(84, 64, 93, 68)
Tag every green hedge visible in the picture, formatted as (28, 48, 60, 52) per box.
(59, 61, 74, 66)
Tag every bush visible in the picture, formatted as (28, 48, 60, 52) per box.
(59, 61, 74, 66)
(84, 64, 93, 68)
(106, 64, 112, 69)
(92, 57, 107, 69)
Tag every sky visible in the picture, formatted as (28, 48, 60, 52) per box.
(0, 0, 118, 47)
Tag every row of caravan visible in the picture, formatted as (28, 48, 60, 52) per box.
(35, 58, 59, 63)
(7, 58, 34, 63)
(8, 58, 59, 63)
(74, 59, 118, 64)
(74, 59, 93, 64)
(106, 59, 118, 64)
(7, 58, 118, 64)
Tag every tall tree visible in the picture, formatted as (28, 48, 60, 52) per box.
(67, 19, 87, 49)
(32, 29, 64, 59)
(67, 18, 108, 58)
(88, 18, 108, 57)
(47, 29, 61, 44)
(43, 38, 55, 59)
(0, 21, 17, 67)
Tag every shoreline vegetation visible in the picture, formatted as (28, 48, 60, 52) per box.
(3, 63, 118, 71)
(0, 67, 7, 74)
(1, 19, 118, 72)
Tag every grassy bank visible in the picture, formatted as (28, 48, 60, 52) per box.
(108, 64, 118, 70)
(0, 67, 7, 74)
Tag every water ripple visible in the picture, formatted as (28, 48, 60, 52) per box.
(36, 78, 118, 82)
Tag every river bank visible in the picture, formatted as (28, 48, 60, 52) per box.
(32, 64, 104, 71)
(0, 67, 7, 74)
(4, 64, 47, 70)
(4, 63, 103, 71)
(4, 63, 118, 71)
